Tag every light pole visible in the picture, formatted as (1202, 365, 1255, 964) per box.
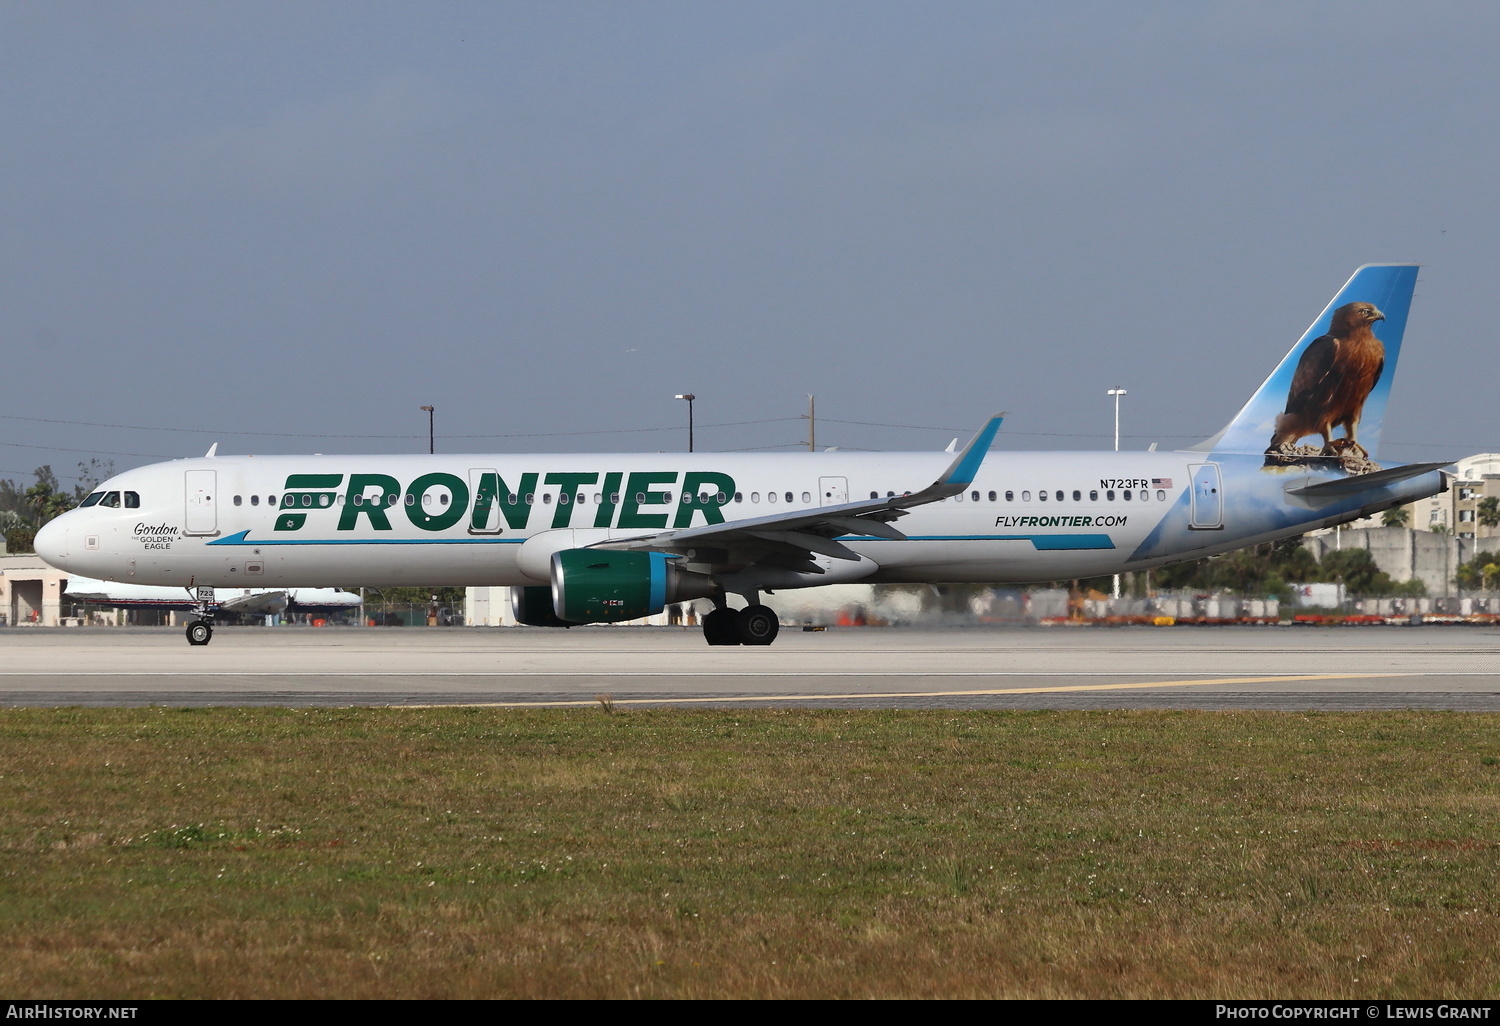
(1107, 388, 1127, 602)
(674, 394, 696, 452)
(420, 406, 434, 454)
(1107, 388, 1127, 452)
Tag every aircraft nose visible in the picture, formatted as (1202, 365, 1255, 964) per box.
(33, 517, 70, 569)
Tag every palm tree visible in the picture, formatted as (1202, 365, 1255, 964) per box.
(1478, 496, 1500, 530)
(1382, 506, 1411, 527)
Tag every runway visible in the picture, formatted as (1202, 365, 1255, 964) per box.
(2, 624, 1499, 709)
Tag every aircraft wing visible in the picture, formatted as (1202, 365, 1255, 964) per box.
(216, 590, 290, 616)
(595, 415, 1002, 573)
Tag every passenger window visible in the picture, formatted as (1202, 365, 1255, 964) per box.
(887, 491, 895, 497)
(442, 494, 451, 505)
(972, 490, 980, 502)
(422, 494, 433, 506)
(734, 492, 742, 502)
(304, 494, 314, 507)
(1106, 490, 1115, 501)
(634, 492, 645, 504)
(542, 494, 552, 504)
(1055, 490, 1064, 501)
(1072, 490, 1080, 501)
(269, 496, 278, 506)
(593, 493, 602, 504)
(1021, 490, 1030, 501)
(1123, 490, 1132, 501)
(716, 492, 727, 504)
(988, 491, 996, 501)
(101, 492, 120, 508)
(662, 493, 672, 504)
(954, 492, 963, 503)
(610, 493, 619, 504)
(507, 494, 518, 505)
(1004, 491, 1013, 502)
(768, 492, 778, 504)
(800, 492, 809, 503)
(751, 492, 760, 503)
(1038, 490, 1047, 502)
(1157, 489, 1166, 501)
(1090, 490, 1098, 501)
(526, 494, 536, 505)
(870, 492, 879, 499)
(352, 494, 362, 506)
(233, 495, 242, 506)
(80, 492, 104, 507)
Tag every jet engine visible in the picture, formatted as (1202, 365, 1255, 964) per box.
(537, 548, 713, 624)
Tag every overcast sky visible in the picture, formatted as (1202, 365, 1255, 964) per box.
(2, 1, 1496, 488)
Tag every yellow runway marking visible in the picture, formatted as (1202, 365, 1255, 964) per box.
(405, 673, 1400, 708)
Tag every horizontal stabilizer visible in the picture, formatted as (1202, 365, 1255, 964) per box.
(1285, 461, 1451, 500)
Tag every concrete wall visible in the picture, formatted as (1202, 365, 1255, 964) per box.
(1302, 526, 1490, 597)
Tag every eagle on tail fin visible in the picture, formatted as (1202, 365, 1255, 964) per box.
(1265, 301, 1386, 470)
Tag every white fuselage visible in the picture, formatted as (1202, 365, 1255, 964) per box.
(38, 449, 1233, 589)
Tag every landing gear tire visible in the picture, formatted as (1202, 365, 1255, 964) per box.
(186, 620, 213, 646)
(736, 605, 780, 646)
(702, 607, 741, 646)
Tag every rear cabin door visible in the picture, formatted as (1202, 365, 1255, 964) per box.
(819, 476, 848, 506)
(184, 470, 219, 536)
(1188, 463, 1223, 530)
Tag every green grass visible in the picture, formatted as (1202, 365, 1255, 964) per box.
(2, 707, 1499, 998)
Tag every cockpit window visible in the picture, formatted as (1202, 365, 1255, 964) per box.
(124, 492, 140, 508)
(80, 492, 104, 508)
(100, 491, 121, 508)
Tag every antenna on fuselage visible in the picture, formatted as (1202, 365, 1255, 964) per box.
(204, 443, 219, 458)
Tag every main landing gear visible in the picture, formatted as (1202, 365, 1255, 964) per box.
(701, 604, 780, 646)
(185, 585, 217, 646)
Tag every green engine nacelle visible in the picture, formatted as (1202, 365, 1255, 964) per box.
(551, 549, 672, 624)
(510, 585, 578, 628)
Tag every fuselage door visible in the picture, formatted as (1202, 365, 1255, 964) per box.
(819, 476, 849, 506)
(1188, 463, 1223, 530)
(468, 468, 502, 534)
(184, 470, 218, 536)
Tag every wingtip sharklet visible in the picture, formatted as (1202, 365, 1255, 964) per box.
(938, 414, 1003, 488)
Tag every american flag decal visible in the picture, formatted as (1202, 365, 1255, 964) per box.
(1152, 478, 1173, 488)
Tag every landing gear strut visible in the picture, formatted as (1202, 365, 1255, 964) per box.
(700, 603, 781, 646)
(185, 585, 217, 646)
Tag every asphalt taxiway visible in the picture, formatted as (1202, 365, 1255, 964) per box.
(2, 624, 1498, 710)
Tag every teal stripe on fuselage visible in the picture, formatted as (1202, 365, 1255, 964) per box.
(206, 530, 1114, 551)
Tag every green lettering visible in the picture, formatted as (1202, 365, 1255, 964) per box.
(339, 474, 401, 531)
(673, 472, 736, 528)
(497, 473, 539, 530)
(616, 471, 676, 529)
(545, 472, 600, 529)
(405, 473, 469, 532)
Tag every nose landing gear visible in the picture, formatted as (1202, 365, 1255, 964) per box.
(185, 585, 217, 646)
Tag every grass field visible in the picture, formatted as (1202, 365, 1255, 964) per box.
(2, 706, 1499, 998)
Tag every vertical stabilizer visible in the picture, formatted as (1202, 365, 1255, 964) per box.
(1192, 264, 1418, 464)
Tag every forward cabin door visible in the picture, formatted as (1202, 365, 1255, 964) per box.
(184, 470, 219, 536)
(1188, 463, 1223, 530)
(819, 476, 848, 506)
(468, 468, 502, 534)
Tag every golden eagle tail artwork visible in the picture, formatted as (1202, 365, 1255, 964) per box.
(1189, 265, 1419, 476)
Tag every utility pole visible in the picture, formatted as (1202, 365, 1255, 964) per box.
(1107, 388, 1127, 601)
(674, 394, 696, 452)
(420, 406, 434, 454)
(807, 394, 815, 452)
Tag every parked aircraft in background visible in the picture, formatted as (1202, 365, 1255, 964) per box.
(35, 265, 1448, 647)
(61, 575, 361, 619)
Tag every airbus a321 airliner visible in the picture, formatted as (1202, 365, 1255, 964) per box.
(35, 265, 1449, 647)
